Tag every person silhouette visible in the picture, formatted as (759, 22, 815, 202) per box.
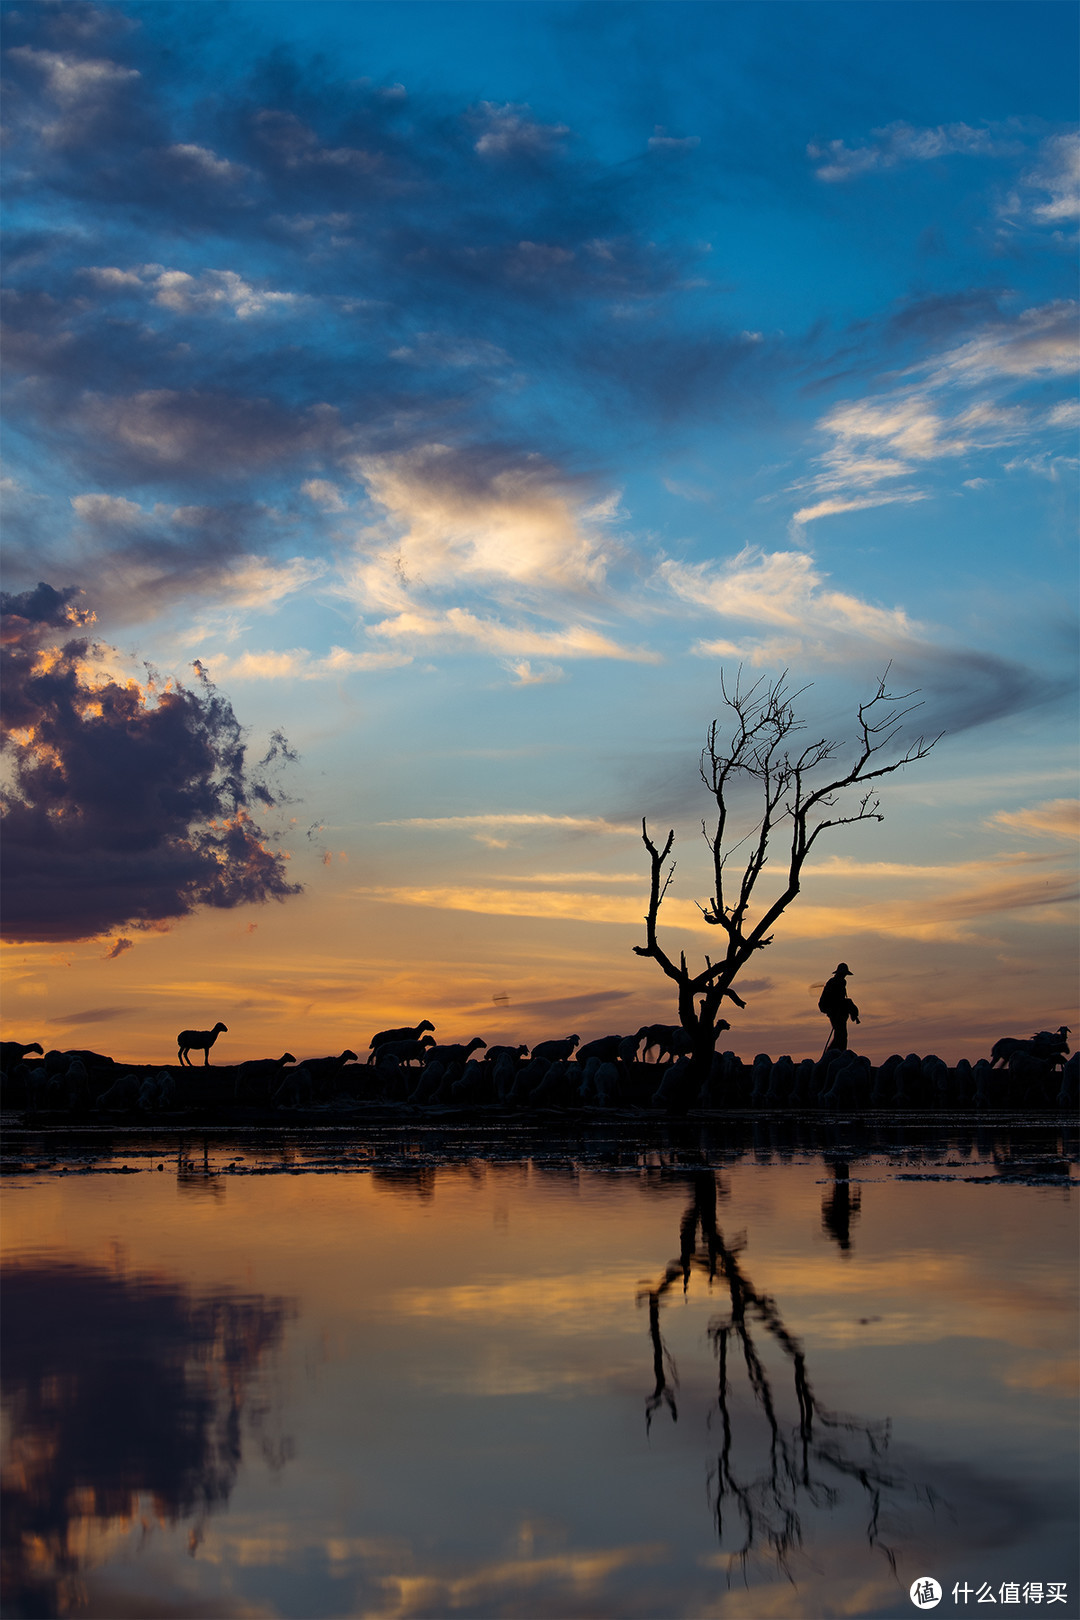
(819, 962, 860, 1053)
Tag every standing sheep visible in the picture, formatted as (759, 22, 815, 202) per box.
(177, 1023, 228, 1066)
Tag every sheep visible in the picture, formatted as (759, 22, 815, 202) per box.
(234, 1053, 295, 1102)
(273, 1066, 313, 1108)
(370, 1036, 436, 1068)
(990, 1026, 1070, 1068)
(765, 1055, 795, 1106)
(298, 1050, 358, 1098)
(95, 1073, 140, 1110)
(368, 1020, 435, 1057)
(530, 1060, 572, 1107)
(575, 1035, 624, 1067)
(635, 1024, 689, 1064)
(0, 1040, 43, 1073)
(529, 1035, 579, 1065)
(422, 1038, 487, 1069)
(492, 1054, 519, 1101)
(484, 1043, 528, 1068)
(177, 1023, 228, 1066)
(592, 1061, 621, 1106)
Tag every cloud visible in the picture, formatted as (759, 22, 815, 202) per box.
(302, 479, 347, 511)
(0, 585, 301, 942)
(809, 121, 1004, 183)
(472, 102, 570, 157)
(164, 143, 248, 184)
(661, 544, 915, 639)
(647, 128, 700, 151)
(503, 660, 565, 685)
(51, 1005, 135, 1025)
(347, 444, 620, 599)
(990, 799, 1080, 840)
(1003, 132, 1080, 226)
(204, 645, 412, 682)
(378, 813, 638, 836)
(367, 607, 658, 665)
(83, 263, 302, 319)
(792, 302, 1078, 521)
(102, 937, 134, 960)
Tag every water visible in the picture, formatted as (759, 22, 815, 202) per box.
(2, 1123, 1077, 1619)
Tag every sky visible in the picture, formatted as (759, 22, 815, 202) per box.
(1, 0, 1077, 1064)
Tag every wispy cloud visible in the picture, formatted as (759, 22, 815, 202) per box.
(990, 798, 1079, 840)
(377, 813, 638, 835)
(809, 121, 1005, 183)
(203, 645, 412, 682)
(792, 301, 1078, 523)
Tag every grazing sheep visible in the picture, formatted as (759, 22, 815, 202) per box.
(368, 1020, 435, 1056)
(177, 1023, 228, 1066)
(0, 1040, 43, 1073)
(530, 1035, 579, 1065)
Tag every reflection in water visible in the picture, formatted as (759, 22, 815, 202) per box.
(821, 1159, 861, 1253)
(643, 1171, 924, 1577)
(1, 1259, 294, 1617)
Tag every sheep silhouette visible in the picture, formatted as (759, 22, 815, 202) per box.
(177, 1023, 228, 1066)
(368, 1020, 435, 1057)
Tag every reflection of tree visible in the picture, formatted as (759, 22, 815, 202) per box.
(1, 1260, 294, 1615)
(641, 1172, 918, 1577)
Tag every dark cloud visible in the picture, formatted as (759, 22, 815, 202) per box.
(0, 0, 763, 528)
(0, 585, 302, 943)
(888, 645, 1074, 735)
(102, 936, 133, 959)
(52, 1005, 134, 1024)
(474, 988, 634, 1023)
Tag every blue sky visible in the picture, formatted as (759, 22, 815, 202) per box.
(2, 0, 1076, 1061)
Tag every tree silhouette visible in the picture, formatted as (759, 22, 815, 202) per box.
(634, 669, 939, 1092)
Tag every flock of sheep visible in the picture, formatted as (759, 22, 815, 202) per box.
(0, 1019, 1075, 1115)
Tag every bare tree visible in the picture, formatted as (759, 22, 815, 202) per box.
(634, 669, 939, 1091)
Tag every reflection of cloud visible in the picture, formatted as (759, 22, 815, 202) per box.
(1, 1259, 293, 1617)
(368, 1544, 666, 1620)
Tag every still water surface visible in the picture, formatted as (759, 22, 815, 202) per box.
(2, 1124, 1077, 1620)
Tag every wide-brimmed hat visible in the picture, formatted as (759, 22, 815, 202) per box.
(835, 963, 852, 975)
